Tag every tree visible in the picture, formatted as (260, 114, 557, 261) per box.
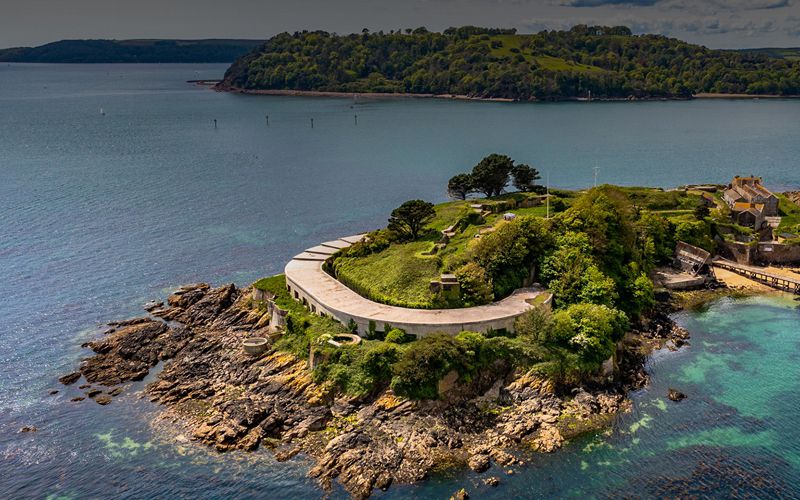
(447, 173, 473, 200)
(455, 262, 494, 306)
(388, 200, 436, 240)
(470, 154, 515, 197)
(694, 202, 710, 220)
(511, 163, 541, 192)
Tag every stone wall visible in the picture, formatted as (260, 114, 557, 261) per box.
(720, 241, 800, 265)
(756, 242, 800, 264)
(285, 273, 547, 338)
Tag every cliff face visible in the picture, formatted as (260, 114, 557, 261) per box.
(60, 282, 685, 498)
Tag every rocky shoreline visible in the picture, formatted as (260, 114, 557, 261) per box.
(213, 83, 700, 103)
(59, 282, 691, 498)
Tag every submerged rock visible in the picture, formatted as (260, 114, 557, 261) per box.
(59, 372, 81, 385)
(668, 388, 687, 402)
(450, 488, 469, 500)
(468, 453, 490, 473)
(483, 476, 500, 487)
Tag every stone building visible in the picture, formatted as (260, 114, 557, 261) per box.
(723, 176, 778, 228)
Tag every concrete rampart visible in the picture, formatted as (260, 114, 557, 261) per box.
(284, 234, 547, 338)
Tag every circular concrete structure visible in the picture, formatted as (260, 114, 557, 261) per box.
(284, 234, 547, 338)
(242, 337, 269, 356)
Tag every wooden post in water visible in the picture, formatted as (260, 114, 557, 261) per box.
(310, 118, 314, 129)
(354, 114, 358, 126)
(213, 119, 217, 129)
(266, 115, 270, 127)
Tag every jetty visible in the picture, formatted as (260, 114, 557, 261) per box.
(713, 258, 800, 294)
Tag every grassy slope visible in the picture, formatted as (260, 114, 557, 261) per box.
(776, 193, 800, 234)
(488, 34, 604, 73)
(333, 192, 575, 309)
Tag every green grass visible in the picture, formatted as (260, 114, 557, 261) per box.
(620, 187, 702, 211)
(535, 55, 604, 73)
(331, 192, 569, 309)
(334, 240, 443, 308)
(253, 275, 347, 353)
(428, 200, 471, 231)
(485, 35, 603, 73)
(776, 193, 800, 234)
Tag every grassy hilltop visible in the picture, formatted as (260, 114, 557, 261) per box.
(222, 25, 800, 100)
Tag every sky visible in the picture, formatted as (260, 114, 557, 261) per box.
(1, 0, 799, 49)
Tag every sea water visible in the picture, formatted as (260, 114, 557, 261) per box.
(2, 63, 800, 498)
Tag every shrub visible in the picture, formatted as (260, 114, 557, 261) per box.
(551, 303, 628, 370)
(455, 262, 494, 306)
(513, 306, 554, 342)
(391, 334, 467, 399)
(385, 328, 411, 344)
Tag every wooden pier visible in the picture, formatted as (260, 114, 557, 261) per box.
(713, 258, 800, 294)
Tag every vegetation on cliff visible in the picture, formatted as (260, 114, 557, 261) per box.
(254, 156, 717, 398)
(222, 25, 800, 99)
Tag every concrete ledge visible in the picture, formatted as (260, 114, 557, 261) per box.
(284, 233, 546, 337)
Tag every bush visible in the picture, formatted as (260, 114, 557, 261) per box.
(455, 262, 494, 306)
(513, 306, 554, 342)
(391, 334, 467, 399)
(385, 328, 411, 344)
(552, 303, 628, 370)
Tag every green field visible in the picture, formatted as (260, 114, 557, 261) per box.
(776, 193, 800, 234)
(487, 34, 604, 73)
(330, 192, 576, 309)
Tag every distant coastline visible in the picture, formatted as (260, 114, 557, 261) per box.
(0, 39, 263, 64)
(215, 84, 800, 102)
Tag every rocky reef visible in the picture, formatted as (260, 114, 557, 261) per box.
(60, 282, 688, 498)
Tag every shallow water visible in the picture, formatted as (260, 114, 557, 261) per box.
(2, 64, 800, 498)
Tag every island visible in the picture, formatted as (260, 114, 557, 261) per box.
(0, 39, 264, 64)
(219, 25, 800, 101)
(59, 154, 800, 498)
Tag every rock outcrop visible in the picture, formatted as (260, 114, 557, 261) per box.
(60, 282, 665, 498)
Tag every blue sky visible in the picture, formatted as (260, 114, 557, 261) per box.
(1, 0, 799, 49)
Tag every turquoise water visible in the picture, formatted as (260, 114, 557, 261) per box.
(2, 63, 800, 497)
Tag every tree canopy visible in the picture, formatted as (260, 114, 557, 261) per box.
(223, 26, 800, 99)
(388, 200, 436, 239)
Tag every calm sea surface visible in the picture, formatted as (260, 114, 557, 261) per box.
(2, 63, 800, 498)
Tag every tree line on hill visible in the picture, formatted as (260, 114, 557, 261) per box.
(448, 153, 542, 199)
(222, 25, 800, 99)
(0, 39, 263, 64)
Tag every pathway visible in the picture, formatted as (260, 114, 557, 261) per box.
(284, 234, 546, 337)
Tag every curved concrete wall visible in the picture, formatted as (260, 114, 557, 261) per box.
(284, 234, 547, 338)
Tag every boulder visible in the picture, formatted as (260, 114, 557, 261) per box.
(668, 388, 687, 402)
(450, 488, 469, 500)
(483, 476, 500, 487)
(93, 394, 113, 405)
(59, 372, 81, 385)
(468, 453, 490, 473)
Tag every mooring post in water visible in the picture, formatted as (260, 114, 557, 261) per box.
(310, 118, 314, 129)
(213, 119, 217, 129)
(354, 114, 358, 126)
(266, 115, 269, 127)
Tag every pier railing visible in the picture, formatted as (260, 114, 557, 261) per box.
(713, 258, 800, 294)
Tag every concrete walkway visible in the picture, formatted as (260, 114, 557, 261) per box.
(284, 234, 546, 337)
